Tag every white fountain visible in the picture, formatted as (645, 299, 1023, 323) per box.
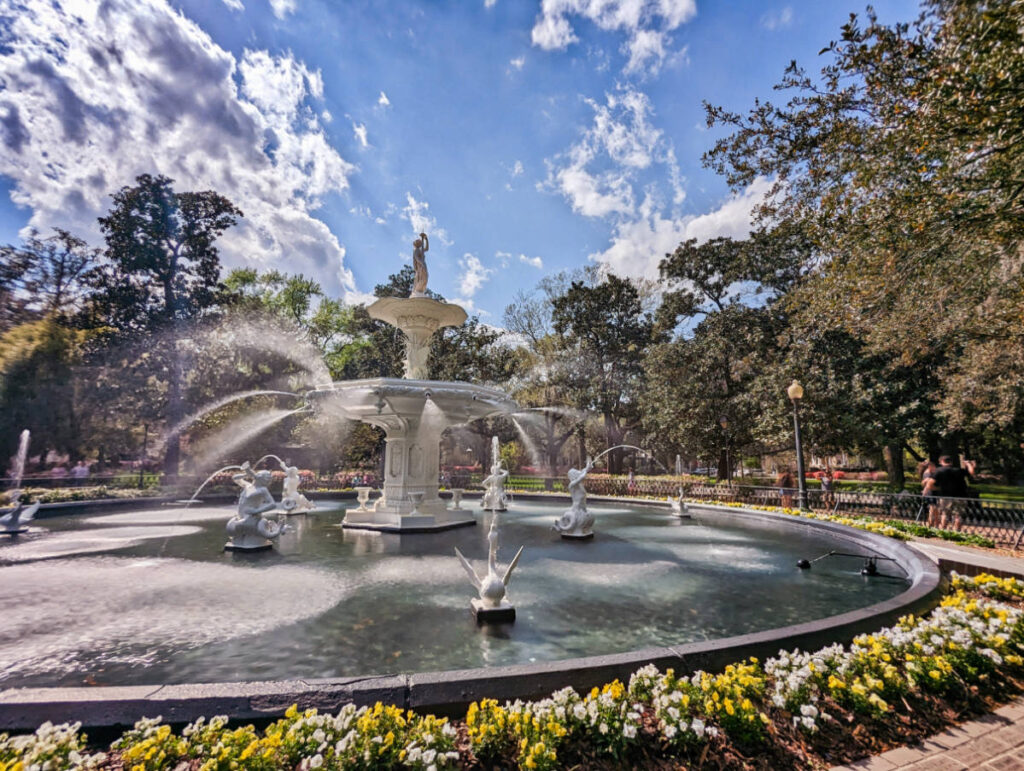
(225, 464, 290, 551)
(1, 430, 40, 535)
(455, 514, 524, 623)
(553, 456, 595, 539)
(480, 435, 509, 511)
(311, 233, 517, 532)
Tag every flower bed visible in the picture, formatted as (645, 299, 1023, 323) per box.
(3, 575, 1022, 770)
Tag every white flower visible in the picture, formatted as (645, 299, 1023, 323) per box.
(663, 724, 677, 739)
(801, 716, 817, 731)
(312, 728, 325, 743)
(623, 723, 637, 739)
(599, 722, 609, 735)
(309, 754, 324, 769)
(800, 704, 818, 718)
(690, 718, 705, 738)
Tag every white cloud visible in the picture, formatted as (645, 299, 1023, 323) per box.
(352, 121, 368, 147)
(222, 0, 245, 11)
(543, 86, 681, 219)
(519, 254, 544, 269)
(377, 91, 390, 107)
(0, 0, 363, 300)
(512, 160, 524, 177)
(591, 178, 774, 281)
(484, 0, 498, 7)
(402, 193, 451, 246)
(268, 0, 296, 19)
(509, 55, 525, 71)
(531, 0, 696, 76)
(458, 253, 493, 297)
(761, 7, 794, 31)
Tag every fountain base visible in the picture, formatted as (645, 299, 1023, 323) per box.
(471, 598, 515, 623)
(560, 531, 594, 541)
(224, 541, 274, 552)
(342, 512, 476, 534)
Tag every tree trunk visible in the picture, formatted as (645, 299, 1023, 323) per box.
(884, 443, 905, 491)
(717, 448, 729, 481)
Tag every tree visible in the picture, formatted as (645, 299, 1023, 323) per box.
(550, 274, 661, 473)
(703, 0, 1024, 446)
(94, 174, 242, 475)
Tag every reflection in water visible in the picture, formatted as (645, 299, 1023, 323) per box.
(0, 501, 910, 688)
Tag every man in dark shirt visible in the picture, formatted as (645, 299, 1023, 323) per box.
(925, 456, 975, 530)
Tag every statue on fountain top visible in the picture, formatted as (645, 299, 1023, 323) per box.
(411, 232, 429, 297)
(553, 456, 595, 539)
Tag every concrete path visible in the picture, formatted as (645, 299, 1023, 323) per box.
(831, 698, 1024, 770)
(910, 538, 1024, 579)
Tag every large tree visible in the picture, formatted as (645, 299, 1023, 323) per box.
(94, 174, 242, 475)
(704, 0, 1024, 450)
(550, 273, 661, 473)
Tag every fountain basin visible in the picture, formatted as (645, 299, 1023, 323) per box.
(0, 497, 942, 729)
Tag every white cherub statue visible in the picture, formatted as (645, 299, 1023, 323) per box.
(226, 465, 288, 551)
(553, 456, 595, 538)
(281, 465, 315, 514)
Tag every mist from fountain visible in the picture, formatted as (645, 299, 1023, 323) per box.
(189, 408, 307, 472)
(169, 391, 300, 437)
(509, 416, 544, 471)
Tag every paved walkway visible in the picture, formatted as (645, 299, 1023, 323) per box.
(832, 540, 1024, 770)
(831, 698, 1024, 770)
(910, 538, 1024, 579)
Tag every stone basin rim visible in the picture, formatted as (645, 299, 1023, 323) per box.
(0, 499, 944, 730)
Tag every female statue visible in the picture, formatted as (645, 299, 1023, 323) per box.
(412, 232, 429, 296)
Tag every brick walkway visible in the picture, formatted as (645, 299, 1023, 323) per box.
(831, 698, 1024, 770)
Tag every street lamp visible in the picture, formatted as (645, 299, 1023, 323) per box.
(787, 380, 808, 510)
(718, 415, 730, 483)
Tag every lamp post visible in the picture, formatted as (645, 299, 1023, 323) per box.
(787, 380, 808, 510)
(718, 415, 730, 484)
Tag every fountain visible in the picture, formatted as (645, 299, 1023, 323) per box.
(0, 493, 40, 536)
(1, 431, 40, 535)
(354, 486, 373, 511)
(309, 233, 518, 532)
(224, 463, 289, 551)
(454, 514, 524, 623)
(449, 488, 465, 511)
(480, 435, 509, 511)
(553, 456, 595, 539)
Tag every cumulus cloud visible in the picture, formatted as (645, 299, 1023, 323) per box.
(531, 0, 696, 76)
(761, 7, 794, 31)
(519, 254, 544, 269)
(512, 160, 524, 177)
(402, 192, 450, 246)
(458, 253, 493, 297)
(222, 0, 245, 11)
(0, 0, 364, 299)
(543, 86, 681, 218)
(352, 121, 368, 147)
(268, 0, 296, 19)
(591, 177, 774, 281)
(509, 55, 525, 71)
(377, 91, 390, 107)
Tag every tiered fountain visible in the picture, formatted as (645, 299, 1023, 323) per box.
(311, 234, 517, 532)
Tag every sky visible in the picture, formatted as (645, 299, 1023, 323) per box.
(0, 0, 921, 320)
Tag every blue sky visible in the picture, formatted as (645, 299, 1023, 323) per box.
(0, 0, 920, 320)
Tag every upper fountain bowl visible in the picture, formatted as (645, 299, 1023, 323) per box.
(308, 378, 517, 430)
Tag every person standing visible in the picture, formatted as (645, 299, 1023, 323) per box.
(925, 456, 975, 531)
(777, 468, 795, 509)
(70, 459, 90, 487)
(820, 469, 835, 510)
